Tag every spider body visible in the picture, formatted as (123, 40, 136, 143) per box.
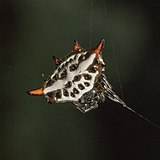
(27, 39, 124, 112)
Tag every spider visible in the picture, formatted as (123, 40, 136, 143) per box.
(27, 39, 125, 113)
(26, 39, 160, 128)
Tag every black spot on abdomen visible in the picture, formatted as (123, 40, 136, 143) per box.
(83, 74, 92, 80)
(73, 88, 79, 94)
(73, 75, 81, 82)
(65, 81, 72, 88)
(70, 92, 75, 97)
(63, 89, 69, 97)
(78, 84, 85, 90)
(84, 82, 90, 87)
(69, 64, 78, 71)
(55, 89, 62, 99)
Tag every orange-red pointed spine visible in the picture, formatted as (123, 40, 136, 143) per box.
(73, 40, 81, 51)
(92, 39, 105, 55)
(52, 56, 62, 66)
(27, 87, 44, 96)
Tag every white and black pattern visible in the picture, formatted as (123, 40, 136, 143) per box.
(27, 39, 126, 112)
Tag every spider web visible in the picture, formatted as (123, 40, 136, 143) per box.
(89, 0, 160, 129)
(89, 0, 125, 104)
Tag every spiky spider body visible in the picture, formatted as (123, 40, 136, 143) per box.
(27, 39, 125, 112)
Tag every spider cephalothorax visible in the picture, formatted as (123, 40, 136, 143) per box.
(27, 39, 125, 112)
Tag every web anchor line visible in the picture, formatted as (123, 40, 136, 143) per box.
(105, 83, 160, 129)
(123, 105, 160, 129)
(89, 0, 93, 49)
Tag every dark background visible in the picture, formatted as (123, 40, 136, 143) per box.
(0, 0, 160, 160)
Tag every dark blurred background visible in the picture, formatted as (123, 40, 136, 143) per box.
(0, 0, 160, 160)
